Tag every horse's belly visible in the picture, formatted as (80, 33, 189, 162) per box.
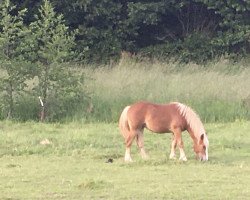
(145, 122, 171, 133)
(145, 114, 183, 133)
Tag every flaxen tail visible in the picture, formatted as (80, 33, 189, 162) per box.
(119, 106, 131, 139)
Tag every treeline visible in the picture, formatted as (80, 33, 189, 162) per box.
(9, 0, 250, 63)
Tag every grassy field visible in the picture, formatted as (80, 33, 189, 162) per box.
(0, 120, 250, 199)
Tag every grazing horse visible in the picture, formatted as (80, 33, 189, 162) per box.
(119, 101, 209, 162)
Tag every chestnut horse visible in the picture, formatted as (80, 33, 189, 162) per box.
(119, 101, 209, 162)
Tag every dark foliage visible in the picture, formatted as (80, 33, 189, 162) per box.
(8, 0, 250, 64)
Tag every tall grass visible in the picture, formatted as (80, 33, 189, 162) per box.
(81, 57, 250, 122)
(1, 57, 249, 122)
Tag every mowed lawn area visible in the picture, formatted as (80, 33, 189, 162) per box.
(0, 121, 250, 199)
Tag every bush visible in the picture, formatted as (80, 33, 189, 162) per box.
(13, 95, 40, 121)
(139, 32, 225, 64)
(44, 90, 90, 122)
(139, 41, 181, 61)
(180, 33, 216, 63)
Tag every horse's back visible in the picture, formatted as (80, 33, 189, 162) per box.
(127, 101, 179, 118)
(127, 101, 186, 133)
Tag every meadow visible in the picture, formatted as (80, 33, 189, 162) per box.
(0, 58, 250, 199)
(0, 121, 250, 199)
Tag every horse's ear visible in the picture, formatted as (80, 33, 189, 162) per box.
(199, 134, 204, 145)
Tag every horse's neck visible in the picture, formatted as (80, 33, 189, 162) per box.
(186, 126, 198, 144)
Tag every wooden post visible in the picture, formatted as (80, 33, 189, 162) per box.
(39, 96, 45, 122)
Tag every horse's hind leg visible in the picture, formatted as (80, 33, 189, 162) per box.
(124, 131, 136, 162)
(136, 130, 148, 160)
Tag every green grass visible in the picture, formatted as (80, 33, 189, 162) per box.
(0, 121, 250, 199)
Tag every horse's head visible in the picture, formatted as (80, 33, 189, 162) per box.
(193, 133, 209, 161)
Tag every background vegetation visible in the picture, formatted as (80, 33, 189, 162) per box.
(1, 56, 249, 122)
(83, 58, 250, 123)
(0, 0, 249, 122)
(9, 0, 250, 63)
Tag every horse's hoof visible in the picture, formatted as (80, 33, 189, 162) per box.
(125, 159, 133, 163)
(179, 156, 187, 162)
(169, 154, 176, 160)
(124, 157, 133, 162)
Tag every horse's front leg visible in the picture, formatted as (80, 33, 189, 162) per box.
(173, 129, 187, 161)
(125, 147, 132, 162)
(136, 130, 148, 160)
(169, 134, 177, 159)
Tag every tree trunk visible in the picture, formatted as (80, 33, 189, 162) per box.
(39, 96, 45, 122)
(7, 81, 13, 120)
(40, 106, 45, 122)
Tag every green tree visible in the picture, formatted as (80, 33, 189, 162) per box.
(0, 0, 31, 119)
(29, 0, 84, 121)
(69, 0, 129, 63)
(199, 0, 250, 56)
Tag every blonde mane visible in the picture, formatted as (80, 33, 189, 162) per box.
(175, 103, 206, 139)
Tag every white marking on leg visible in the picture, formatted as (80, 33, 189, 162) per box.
(179, 148, 187, 161)
(169, 142, 176, 159)
(140, 148, 148, 159)
(125, 148, 133, 162)
(169, 152, 176, 160)
(169, 135, 177, 160)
